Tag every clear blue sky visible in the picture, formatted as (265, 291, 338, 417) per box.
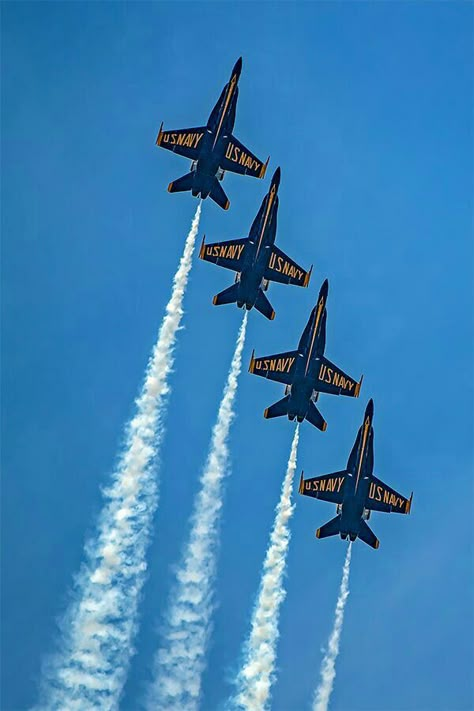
(2, 3, 473, 710)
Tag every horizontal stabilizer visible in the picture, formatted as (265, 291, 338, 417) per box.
(264, 395, 290, 419)
(168, 172, 194, 194)
(210, 179, 230, 210)
(305, 401, 327, 431)
(316, 514, 341, 540)
(358, 520, 379, 549)
(254, 288, 275, 320)
(212, 283, 240, 306)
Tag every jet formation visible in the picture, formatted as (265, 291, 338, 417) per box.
(157, 57, 413, 548)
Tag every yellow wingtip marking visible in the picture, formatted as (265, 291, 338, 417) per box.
(407, 492, 413, 514)
(212, 295, 218, 306)
(224, 200, 230, 211)
(298, 472, 304, 494)
(248, 350, 255, 373)
(156, 122, 164, 146)
(199, 235, 206, 259)
(355, 375, 364, 398)
(304, 265, 313, 288)
(270, 310, 276, 321)
(322, 421, 327, 432)
(167, 182, 174, 193)
(264, 407, 270, 419)
(316, 528, 321, 539)
(260, 157, 269, 179)
(375, 539, 380, 549)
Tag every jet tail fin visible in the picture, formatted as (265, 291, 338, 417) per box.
(264, 395, 290, 420)
(210, 179, 230, 210)
(305, 401, 327, 431)
(358, 520, 380, 549)
(316, 514, 341, 540)
(212, 283, 240, 306)
(167, 171, 194, 193)
(254, 288, 275, 320)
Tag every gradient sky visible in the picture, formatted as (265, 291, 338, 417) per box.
(2, 3, 473, 710)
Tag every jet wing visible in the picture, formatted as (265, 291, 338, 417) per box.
(298, 471, 347, 504)
(264, 245, 312, 288)
(314, 356, 363, 398)
(156, 124, 207, 160)
(249, 350, 299, 384)
(366, 476, 413, 514)
(199, 237, 247, 272)
(221, 135, 268, 178)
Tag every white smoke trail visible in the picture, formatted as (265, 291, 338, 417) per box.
(146, 312, 248, 711)
(233, 426, 300, 711)
(40, 205, 202, 711)
(313, 543, 352, 711)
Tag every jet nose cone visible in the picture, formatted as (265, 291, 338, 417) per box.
(233, 57, 243, 79)
(272, 167, 281, 189)
(320, 278, 329, 299)
(366, 399, 374, 419)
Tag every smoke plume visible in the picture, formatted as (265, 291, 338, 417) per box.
(313, 543, 352, 711)
(146, 312, 248, 711)
(233, 426, 300, 711)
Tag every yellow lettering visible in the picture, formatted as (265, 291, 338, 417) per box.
(383, 489, 390, 504)
(325, 368, 333, 384)
(195, 133, 203, 148)
(225, 142, 234, 159)
(337, 477, 345, 492)
(376, 486, 384, 502)
(319, 479, 326, 492)
(176, 133, 186, 146)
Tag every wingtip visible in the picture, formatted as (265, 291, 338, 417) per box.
(263, 407, 270, 419)
(212, 295, 218, 306)
(298, 471, 304, 494)
(270, 310, 276, 321)
(260, 157, 270, 179)
(248, 349, 255, 373)
(156, 122, 164, 146)
(322, 421, 328, 432)
(316, 528, 321, 539)
(167, 181, 174, 193)
(304, 265, 313, 288)
(199, 235, 206, 259)
(224, 199, 230, 211)
(355, 375, 364, 398)
(407, 492, 413, 514)
(374, 538, 380, 549)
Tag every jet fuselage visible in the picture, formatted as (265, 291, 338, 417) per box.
(235, 173, 280, 309)
(339, 400, 374, 540)
(286, 283, 328, 421)
(191, 61, 240, 198)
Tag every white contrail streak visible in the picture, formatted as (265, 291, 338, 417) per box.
(146, 312, 248, 711)
(233, 426, 300, 711)
(313, 543, 352, 711)
(40, 205, 202, 711)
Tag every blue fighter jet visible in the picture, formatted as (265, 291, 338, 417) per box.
(198, 167, 312, 319)
(249, 279, 363, 430)
(156, 57, 268, 210)
(299, 400, 413, 548)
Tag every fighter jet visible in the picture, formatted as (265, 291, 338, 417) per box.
(198, 168, 311, 320)
(248, 279, 363, 430)
(156, 57, 268, 210)
(299, 399, 413, 548)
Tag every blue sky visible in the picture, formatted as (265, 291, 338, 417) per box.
(2, 2, 473, 710)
